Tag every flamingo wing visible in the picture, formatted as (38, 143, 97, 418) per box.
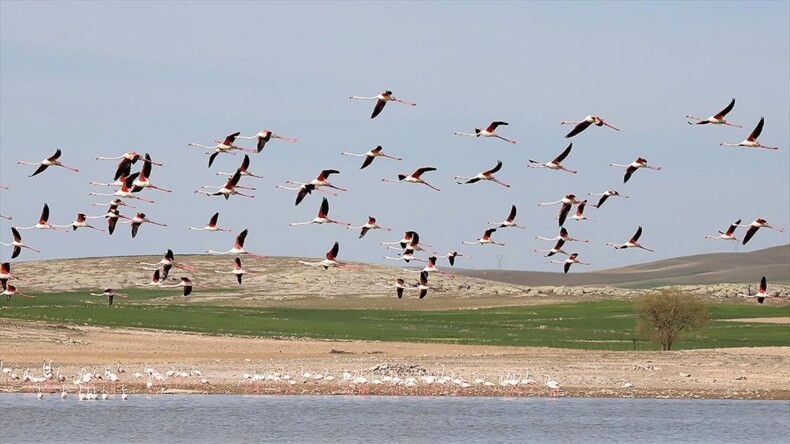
(223, 132, 241, 146)
(40, 204, 50, 223)
(507, 205, 517, 222)
(182, 278, 193, 296)
(209, 212, 220, 227)
(623, 166, 638, 183)
(114, 158, 133, 181)
(318, 169, 340, 180)
(413, 167, 437, 178)
(295, 185, 313, 206)
(370, 99, 387, 119)
(742, 225, 759, 245)
(229, 169, 243, 187)
(596, 195, 610, 208)
(725, 219, 741, 236)
(50, 149, 63, 160)
(484, 228, 497, 238)
(630, 226, 643, 243)
(396, 287, 404, 299)
(30, 163, 50, 177)
(565, 120, 592, 138)
(558, 203, 571, 226)
(554, 143, 573, 163)
(236, 229, 249, 248)
(131, 222, 141, 238)
(326, 241, 340, 260)
(208, 152, 220, 168)
(241, 154, 251, 171)
(360, 155, 376, 170)
(486, 160, 503, 175)
(359, 227, 370, 239)
(319, 197, 330, 217)
(759, 276, 767, 293)
(486, 121, 508, 132)
(714, 98, 736, 119)
(11, 246, 21, 259)
(11, 227, 21, 242)
(564, 262, 572, 274)
(108, 216, 118, 235)
(748, 117, 764, 141)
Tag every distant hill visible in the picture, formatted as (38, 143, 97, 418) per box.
(454, 245, 790, 288)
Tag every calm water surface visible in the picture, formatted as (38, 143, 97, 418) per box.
(1, 394, 788, 443)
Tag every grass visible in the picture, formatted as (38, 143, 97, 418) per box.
(1, 289, 788, 351)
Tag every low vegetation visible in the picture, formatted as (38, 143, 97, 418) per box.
(635, 289, 709, 351)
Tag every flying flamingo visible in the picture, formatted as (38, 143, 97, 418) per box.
(289, 197, 351, 227)
(538, 194, 581, 227)
(415, 271, 430, 299)
(462, 228, 505, 246)
(403, 256, 451, 277)
(705, 219, 741, 241)
(214, 257, 248, 284)
(96, 152, 162, 181)
(196, 169, 255, 199)
(375, 278, 410, 299)
(1, 284, 36, 300)
(138, 249, 196, 280)
(1, 227, 40, 259)
(606, 226, 654, 252)
(382, 167, 440, 191)
(455, 160, 510, 187)
(487, 205, 526, 229)
(686, 98, 741, 127)
(383, 246, 425, 263)
(276, 182, 334, 206)
(381, 231, 418, 249)
(441, 251, 468, 266)
(349, 90, 416, 119)
(89, 173, 156, 204)
(188, 132, 255, 167)
(561, 115, 619, 138)
(384, 231, 432, 253)
(588, 190, 629, 209)
(298, 241, 353, 270)
(216, 155, 264, 179)
(0, 215, 11, 221)
(527, 143, 576, 173)
(536, 227, 589, 243)
(454, 121, 516, 144)
(738, 218, 785, 245)
(89, 289, 128, 305)
(610, 157, 662, 183)
(235, 130, 297, 153)
(161, 277, 193, 297)
(341, 146, 402, 169)
(740, 276, 776, 304)
(719, 118, 779, 150)
(137, 269, 163, 287)
(121, 212, 167, 238)
(15, 204, 68, 232)
(18, 149, 80, 177)
(61, 213, 104, 232)
(206, 229, 266, 258)
(131, 154, 172, 193)
(567, 200, 594, 222)
(349, 216, 391, 239)
(89, 173, 128, 188)
(188, 212, 231, 232)
(552, 253, 591, 274)
(535, 239, 568, 257)
(1, 262, 31, 289)
(92, 199, 135, 209)
(103, 208, 129, 235)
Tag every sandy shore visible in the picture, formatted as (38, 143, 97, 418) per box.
(1, 320, 788, 400)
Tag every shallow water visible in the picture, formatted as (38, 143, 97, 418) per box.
(1, 394, 788, 443)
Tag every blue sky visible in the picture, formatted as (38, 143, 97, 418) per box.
(1, 1, 788, 272)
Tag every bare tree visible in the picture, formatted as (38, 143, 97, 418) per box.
(635, 288, 708, 351)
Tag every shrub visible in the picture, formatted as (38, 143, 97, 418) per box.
(635, 288, 708, 351)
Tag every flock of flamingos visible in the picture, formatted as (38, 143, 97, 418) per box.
(0, 93, 785, 303)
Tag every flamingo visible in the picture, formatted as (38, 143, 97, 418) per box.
(544, 375, 561, 396)
(487, 205, 526, 229)
(298, 241, 353, 270)
(403, 256, 450, 277)
(385, 231, 433, 253)
(552, 253, 591, 273)
(740, 276, 778, 304)
(455, 160, 510, 187)
(1, 227, 40, 259)
(441, 251, 468, 266)
(375, 278, 410, 299)
(289, 197, 351, 227)
(92, 198, 135, 209)
(97, 152, 161, 181)
(161, 277, 193, 297)
(15, 203, 69, 232)
(535, 239, 568, 257)
(18, 149, 80, 176)
(196, 169, 255, 199)
(349, 90, 416, 119)
(382, 167, 440, 191)
(383, 246, 425, 263)
(606, 226, 654, 252)
(216, 155, 263, 179)
(415, 271, 430, 299)
(90, 289, 128, 305)
(89, 171, 129, 188)
(137, 269, 163, 287)
(381, 231, 416, 249)
(536, 227, 589, 243)
(719, 117, 779, 150)
(138, 249, 196, 280)
(349, 216, 391, 239)
(538, 194, 580, 227)
(236, 130, 297, 153)
(188, 212, 231, 232)
(188, 131, 255, 167)
(1, 284, 36, 300)
(207, 229, 266, 258)
(686, 98, 741, 127)
(462, 228, 505, 246)
(561, 115, 619, 138)
(527, 143, 576, 173)
(89, 173, 156, 204)
(1, 262, 31, 289)
(588, 190, 629, 209)
(567, 200, 594, 222)
(705, 219, 741, 241)
(738, 218, 785, 245)
(102, 208, 130, 235)
(610, 157, 662, 183)
(306, 169, 347, 191)
(276, 182, 335, 206)
(131, 154, 172, 192)
(341, 145, 402, 170)
(0, 215, 11, 221)
(121, 212, 167, 238)
(214, 257, 247, 284)
(61, 213, 105, 232)
(454, 121, 516, 144)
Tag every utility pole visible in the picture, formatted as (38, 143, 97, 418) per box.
(495, 254, 504, 271)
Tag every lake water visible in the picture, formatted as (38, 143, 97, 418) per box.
(1, 394, 788, 443)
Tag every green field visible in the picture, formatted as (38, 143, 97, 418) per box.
(1, 289, 788, 351)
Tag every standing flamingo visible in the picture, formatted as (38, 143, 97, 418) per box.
(236, 130, 297, 153)
(719, 118, 779, 150)
(206, 229, 266, 258)
(89, 173, 156, 204)
(610, 157, 662, 183)
(1, 227, 40, 258)
(588, 190, 629, 209)
(131, 154, 172, 192)
(561, 115, 619, 138)
(455, 160, 510, 187)
(552, 253, 591, 273)
(89, 289, 128, 306)
(298, 241, 352, 270)
(538, 194, 581, 227)
(1, 284, 36, 300)
(15, 204, 68, 232)
(289, 197, 351, 227)
(196, 169, 255, 199)
(216, 155, 264, 179)
(188, 212, 231, 232)
(462, 228, 505, 246)
(214, 257, 247, 284)
(382, 167, 440, 191)
(536, 227, 589, 243)
(606, 226, 654, 252)
(122, 212, 167, 238)
(527, 143, 576, 173)
(534, 239, 568, 257)
(161, 277, 193, 297)
(454, 121, 516, 144)
(705, 219, 741, 241)
(349, 216, 391, 239)
(738, 218, 785, 245)
(487, 205, 526, 229)
(349, 90, 416, 119)
(686, 98, 741, 127)
(341, 146, 402, 169)
(18, 149, 80, 176)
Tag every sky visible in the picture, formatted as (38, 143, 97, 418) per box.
(1, 1, 788, 273)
